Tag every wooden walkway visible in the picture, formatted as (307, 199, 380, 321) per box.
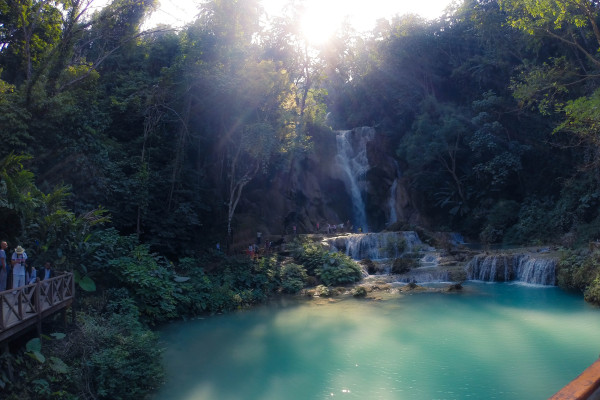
(0, 273, 74, 343)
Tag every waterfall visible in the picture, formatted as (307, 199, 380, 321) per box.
(335, 128, 374, 232)
(387, 178, 398, 225)
(387, 160, 402, 226)
(398, 270, 450, 283)
(465, 254, 556, 285)
(515, 256, 556, 286)
(324, 231, 425, 260)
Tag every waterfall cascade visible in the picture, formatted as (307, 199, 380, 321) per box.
(387, 179, 398, 226)
(387, 160, 402, 226)
(397, 270, 450, 283)
(465, 254, 556, 285)
(324, 231, 427, 260)
(335, 128, 374, 232)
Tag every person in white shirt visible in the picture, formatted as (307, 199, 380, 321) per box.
(11, 245, 27, 289)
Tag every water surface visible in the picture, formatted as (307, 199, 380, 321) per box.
(155, 283, 600, 400)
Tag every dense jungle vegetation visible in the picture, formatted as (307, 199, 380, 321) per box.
(2, 0, 600, 398)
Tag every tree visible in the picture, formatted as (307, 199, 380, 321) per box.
(398, 97, 474, 218)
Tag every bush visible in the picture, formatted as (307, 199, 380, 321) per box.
(290, 239, 363, 286)
(315, 251, 363, 286)
(479, 200, 520, 244)
(584, 277, 600, 305)
(352, 286, 368, 297)
(49, 291, 164, 400)
(314, 285, 331, 296)
(504, 197, 554, 244)
(280, 263, 308, 293)
(108, 244, 178, 325)
(557, 249, 600, 292)
(557, 249, 600, 306)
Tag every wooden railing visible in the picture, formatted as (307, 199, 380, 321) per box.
(0, 273, 74, 343)
(549, 358, 600, 399)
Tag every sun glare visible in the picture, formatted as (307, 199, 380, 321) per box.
(300, 4, 344, 45)
(294, 0, 452, 45)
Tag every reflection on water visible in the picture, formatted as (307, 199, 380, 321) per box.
(154, 283, 600, 400)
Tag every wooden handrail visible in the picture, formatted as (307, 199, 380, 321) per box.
(0, 273, 74, 342)
(549, 358, 600, 399)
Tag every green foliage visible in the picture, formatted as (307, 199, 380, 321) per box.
(280, 263, 308, 293)
(500, 0, 595, 36)
(290, 239, 363, 286)
(584, 276, 600, 305)
(0, 87, 31, 156)
(479, 200, 521, 244)
(173, 253, 281, 314)
(314, 251, 363, 286)
(52, 291, 164, 400)
(557, 250, 600, 300)
(25, 338, 45, 363)
(503, 198, 555, 245)
(556, 87, 600, 143)
(107, 244, 178, 324)
(352, 285, 368, 297)
(314, 284, 331, 297)
(0, 331, 69, 397)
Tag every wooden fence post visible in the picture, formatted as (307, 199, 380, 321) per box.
(35, 283, 42, 342)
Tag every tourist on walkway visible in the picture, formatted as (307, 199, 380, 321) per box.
(0, 241, 7, 291)
(11, 245, 27, 289)
(39, 261, 53, 281)
(26, 263, 37, 285)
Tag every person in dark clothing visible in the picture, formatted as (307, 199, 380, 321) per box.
(39, 261, 54, 281)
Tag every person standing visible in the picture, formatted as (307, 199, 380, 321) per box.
(39, 261, 53, 281)
(0, 241, 7, 291)
(11, 245, 27, 289)
(26, 263, 37, 285)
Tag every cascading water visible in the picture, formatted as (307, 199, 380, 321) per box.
(325, 231, 425, 260)
(515, 256, 556, 285)
(335, 128, 374, 232)
(465, 254, 556, 285)
(387, 160, 402, 226)
(387, 178, 398, 226)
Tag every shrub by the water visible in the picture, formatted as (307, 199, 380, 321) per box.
(314, 284, 331, 296)
(557, 249, 600, 306)
(290, 239, 363, 286)
(584, 277, 600, 304)
(315, 251, 363, 286)
(108, 244, 178, 324)
(352, 286, 368, 297)
(280, 263, 308, 293)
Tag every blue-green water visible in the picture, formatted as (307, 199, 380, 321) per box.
(155, 283, 600, 400)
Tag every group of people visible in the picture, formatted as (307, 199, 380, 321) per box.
(0, 241, 54, 292)
(323, 221, 354, 234)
